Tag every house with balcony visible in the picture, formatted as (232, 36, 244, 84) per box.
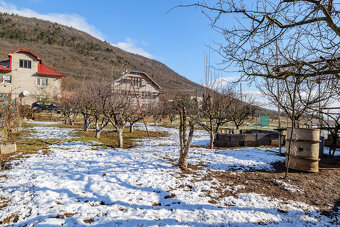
(111, 69, 161, 107)
(0, 48, 65, 105)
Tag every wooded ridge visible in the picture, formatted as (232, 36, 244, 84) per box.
(0, 13, 205, 94)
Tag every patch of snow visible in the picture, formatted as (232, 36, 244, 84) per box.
(24, 121, 62, 125)
(30, 126, 75, 139)
(0, 122, 335, 226)
(273, 180, 303, 193)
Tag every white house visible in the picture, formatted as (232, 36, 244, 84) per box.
(0, 48, 65, 105)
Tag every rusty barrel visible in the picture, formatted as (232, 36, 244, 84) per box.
(286, 128, 320, 173)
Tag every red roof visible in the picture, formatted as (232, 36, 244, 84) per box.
(0, 65, 10, 72)
(1, 48, 65, 77)
(7, 48, 42, 60)
(38, 63, 64, 77)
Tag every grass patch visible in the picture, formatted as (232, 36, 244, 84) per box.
(56, 213, 75, 219)
(74, 128, 168, 149)
(0, 213, 19, 224)
(0, 131, 64, 170)
(83, 218, 94, 224)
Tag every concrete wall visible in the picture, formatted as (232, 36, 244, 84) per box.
(112, 72, 160, 107)
(0, 52, 62, 105)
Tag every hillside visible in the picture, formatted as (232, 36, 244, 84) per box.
(0, 13, 205, 94)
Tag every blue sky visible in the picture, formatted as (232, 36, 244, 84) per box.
(0, 0, 264, 104)
(0, 1, 236, 83)
(1, 1, 338, 111)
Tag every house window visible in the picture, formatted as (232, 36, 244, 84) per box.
(37, 78, 48, 86)
(132, 77, 141, 88)
(141, 92, 149, 99)
(19, 60, 32, 69)
(3, 75, 12, 84)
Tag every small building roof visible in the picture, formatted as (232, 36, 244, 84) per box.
(0, 60, 10, 72)
(8, 48, 42, 60)
(38, 63, 65, 77)
(0, 48, 65, 77)
(125, 69, 162, 89)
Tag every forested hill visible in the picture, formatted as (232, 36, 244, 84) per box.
(0, 13, 205, 94)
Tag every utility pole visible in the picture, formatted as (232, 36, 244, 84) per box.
(275, 36, 282, 154)
(240, 83, 242, 102)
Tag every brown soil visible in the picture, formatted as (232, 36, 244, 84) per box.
(184, 157, 340, 214)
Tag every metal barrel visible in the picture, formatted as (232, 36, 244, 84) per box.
(286, 128, 320, 173)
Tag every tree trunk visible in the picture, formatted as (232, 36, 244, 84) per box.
(179, 149, 188, 170)
(84, 116, 90, 131)
(129, 123, 134, 133)
(117, 128, 124, 148)
(285, 80, 298, 179)
(178, 120, 194, 171)
(95, 130, 101, 138)
(330, 132, 337, 158)
(95, 117, 100, 138)
(209, 132, 214, 149)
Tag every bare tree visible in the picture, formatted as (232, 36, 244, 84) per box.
(58, 92, 79, 125)
(162, 98, 177, 125)
(259, 75, 333, 127)
(148, 101, 164, 125)
(173, 96, 198, 171)
(198, 54, 235, 148)
(227, 95, 257, 129)
(308, 105, 340, 158)
(176, 0, 339, 80)
(73, 80, 95, 131)
(90, 81, 111, 139)
(321, 112, 339, 158)
(126, 104, 144, 133)
(107, 90, 133, 148)
(177, 0, 339, 178)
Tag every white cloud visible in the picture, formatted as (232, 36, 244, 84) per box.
(112, 38, 153, 59)
(211, 76, 238, 87)
(244, 90, 262, 96)
(0, 0, 104, 40)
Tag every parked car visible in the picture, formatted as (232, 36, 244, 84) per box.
(31, 102, 59, 111)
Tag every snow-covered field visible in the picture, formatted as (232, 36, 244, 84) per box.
(0, 122, 337, 226)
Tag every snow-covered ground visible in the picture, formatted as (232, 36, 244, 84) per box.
(0, 122, 337, 226)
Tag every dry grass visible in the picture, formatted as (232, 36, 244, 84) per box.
(83, 218, 94, 224)
(0, 213, 19, 225)
(0, 130, 63, 171)
(75, 128, 167, 149)
(56, 213, 75, 219)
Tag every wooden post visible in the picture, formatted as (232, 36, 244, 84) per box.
(7, 93, 11, 133)
(130, 80, 150, 138)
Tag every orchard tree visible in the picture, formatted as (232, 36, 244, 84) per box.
(162, 98, 177, 125)
(149, 101, 164, 125)
(73, 80, 95, 131)
(90, 81, 111, 139)
(174, 96, 198, 171)
(126, 104, 144, 133)
(259, 74, 333, 128)
(227, 96, 257, 129)
(59, 92, 79, 125)
(198, 54, 234, 148)
(107, 90, 133, 148)
(177, 0, 339, 178)
(177, 0, 339, 80)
